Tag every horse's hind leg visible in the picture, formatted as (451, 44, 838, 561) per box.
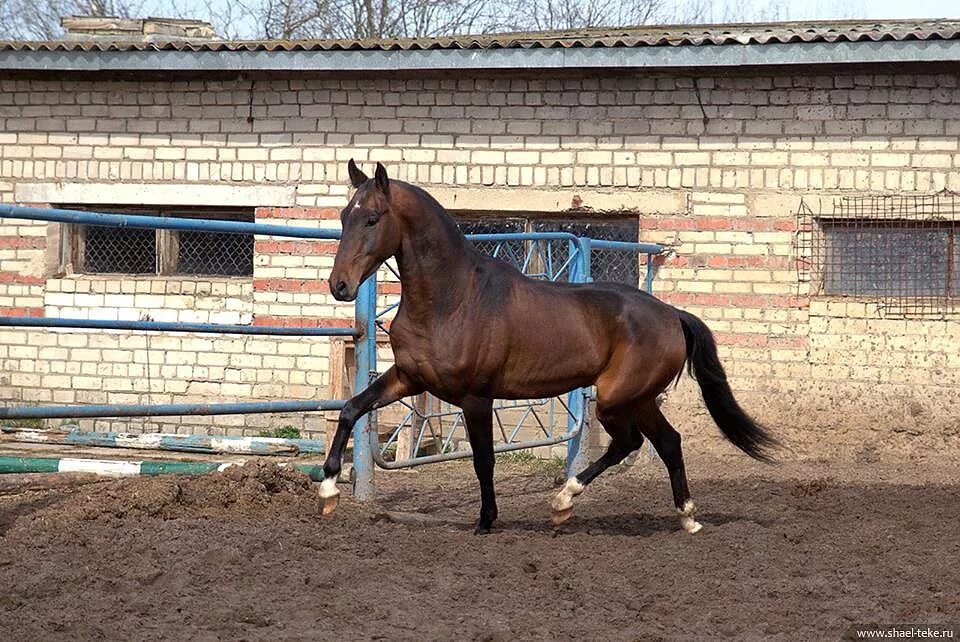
(550, 405, 642, 525)
(635, 399, 702, 534)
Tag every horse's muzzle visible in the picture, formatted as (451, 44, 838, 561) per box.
(329, 278, 356, 302)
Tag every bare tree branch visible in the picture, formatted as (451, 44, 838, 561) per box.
(0, 0, 870, 41)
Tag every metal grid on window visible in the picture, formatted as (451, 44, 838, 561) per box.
(173, 211, 255, 277)
(70, 207, 254, 277)
(802, 193, 960, 319)
(83, 226, 156, 274)
(457, 218, 526, 265)
(534, 219, 640, 285)
(177, 230, 254, 276)
(457, 216, 641, 286)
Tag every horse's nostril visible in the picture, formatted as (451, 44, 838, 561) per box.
(335, 280, 348, 296)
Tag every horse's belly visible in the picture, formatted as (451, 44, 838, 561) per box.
(491, 328, 607, 399)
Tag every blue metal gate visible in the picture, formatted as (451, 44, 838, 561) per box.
(366, 233, 665, 476)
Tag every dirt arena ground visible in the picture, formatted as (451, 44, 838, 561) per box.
(2, 433, 959, 642)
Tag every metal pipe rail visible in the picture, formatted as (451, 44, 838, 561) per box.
(0, 455, 326, 481)
(0, 204, 342, 240)
(0, 399, 346, 420)
(371, 393, 591, 469)
(0, 315, 357, 336)
(0, 427, 326, 455)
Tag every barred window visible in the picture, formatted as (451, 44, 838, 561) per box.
(802, 193, 960, 319)
(67, 207, 254, 277)
(822, 224, 956, 298)
(533, 219, 640, 285)
(456, 215, 640, 286)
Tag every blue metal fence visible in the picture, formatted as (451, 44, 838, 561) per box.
(0, 203, 664, 497)
(367, 232, 666, 477)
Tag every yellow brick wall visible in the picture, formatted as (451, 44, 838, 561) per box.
(0, 70, 957, 441)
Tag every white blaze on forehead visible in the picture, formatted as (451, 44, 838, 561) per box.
(346, 185, 370, 217)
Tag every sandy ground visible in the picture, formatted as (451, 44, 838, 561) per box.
(2, 437, 959, 641)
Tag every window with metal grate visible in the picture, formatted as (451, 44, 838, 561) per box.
(802, 193, 960, 319)
(456, 215, 641, 286)
(65, 206, 255, 277)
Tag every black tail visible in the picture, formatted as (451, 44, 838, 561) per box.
(677, 309, 779, 463)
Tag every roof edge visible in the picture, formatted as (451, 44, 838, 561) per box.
(1, 39, 959, 74)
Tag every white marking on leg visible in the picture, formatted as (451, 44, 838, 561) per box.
(550, 477, 584, 512)
(677, 498, 703, 534)
(319, 477, 340, 500)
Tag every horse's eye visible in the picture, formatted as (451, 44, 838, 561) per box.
(366, 212, 382, 226)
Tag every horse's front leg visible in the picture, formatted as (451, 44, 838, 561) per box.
(320, 366, 421, 515)
(461, 395, 497, 534)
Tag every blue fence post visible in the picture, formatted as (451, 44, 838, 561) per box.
(645, 252, 655, 293)
(566, 237, 592, 478)
(352, 272, 378, 501)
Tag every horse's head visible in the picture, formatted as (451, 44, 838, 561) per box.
(329, 160, 403, 301)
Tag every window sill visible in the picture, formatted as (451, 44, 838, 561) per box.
(53, 274, 254, 282)
(810, 296, 959, 321)
(45, 274, 255, 298)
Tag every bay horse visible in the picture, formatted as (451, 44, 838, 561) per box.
(319, 160, 777, 534)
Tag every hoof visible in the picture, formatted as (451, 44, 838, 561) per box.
(320, 493, 340, 515)
(319, 478, 340, 516)
(678, 499, 702, 534)
(474, 524, 493, 535)
(550, 477, 583, 525)
(680, 517, 703, 534)
(550, 506, 573, 526)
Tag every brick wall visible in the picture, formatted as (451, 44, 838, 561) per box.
(0, 70, 958, 445)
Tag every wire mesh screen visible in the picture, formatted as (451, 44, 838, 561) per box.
(457, 216, 640, 285)
(804, 193, 960, 319)
(72, 208, 254, 277)
(457, 218, 526, 265)
(83, 226, 156, 274)
(534, 219, 640, 285)
(177, 230, 254, 276)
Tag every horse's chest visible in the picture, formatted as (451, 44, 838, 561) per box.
(389, 317, 490, 395)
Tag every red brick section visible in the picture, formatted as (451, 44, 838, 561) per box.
(253, 278, 329, 293)
(256, 207, 340, 220)
(641, 217, 797, 232)
(0, 202, 47, 318)
(668, 255, 793, 269)
(660, 292, 808, 309)
(0, 306, 43, 317)
(254, 279, 401, 295)
(253, 316, 353, 328)
(0, 273, 45, 285)
(0, 237, 45, 249)
(254, 240, 339, 254)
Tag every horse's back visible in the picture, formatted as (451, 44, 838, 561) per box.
(472, 262, 685, 398)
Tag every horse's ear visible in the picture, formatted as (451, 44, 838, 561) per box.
(347, 159, 368, 188)
(374, 162, 389, 193)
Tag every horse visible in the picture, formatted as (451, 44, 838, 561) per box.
(318, 159, 778, 534)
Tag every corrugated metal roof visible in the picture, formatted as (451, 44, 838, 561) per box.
(2, 18, 959, 52)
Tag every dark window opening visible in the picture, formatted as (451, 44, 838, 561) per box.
(801, 192, 960, 319)
(84, 226, 156, 274)
(66, 206, 254, 277)
(456, 215, 640, 286)
(822, 223, 956, 298)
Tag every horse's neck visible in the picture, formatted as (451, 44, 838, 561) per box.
(395, 206, 477, 320)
